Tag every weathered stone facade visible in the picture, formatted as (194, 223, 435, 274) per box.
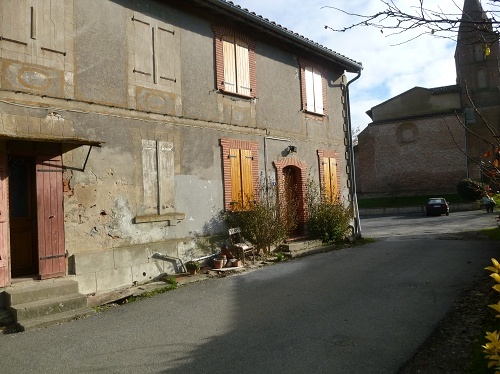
(0, 0, 361, 297)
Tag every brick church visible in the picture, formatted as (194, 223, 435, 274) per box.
(356, 0, 500, 198)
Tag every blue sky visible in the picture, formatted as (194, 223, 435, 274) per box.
(230, 0, 477, 132)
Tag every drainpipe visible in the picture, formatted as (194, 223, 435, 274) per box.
(345, 71, 362, 238)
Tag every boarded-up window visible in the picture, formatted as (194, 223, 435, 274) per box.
(229, 148, 254, 209)
(305, 66, 324, 114)
(323, 157, 338, 202)
(132, 14, 176, 86)
(141, 139, 174, 215)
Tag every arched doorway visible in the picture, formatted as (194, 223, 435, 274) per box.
(274, 157, 307, 237)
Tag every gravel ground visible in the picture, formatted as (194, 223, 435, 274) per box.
(399, 272, 497, 373)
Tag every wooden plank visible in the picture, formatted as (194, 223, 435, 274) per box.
(222, 36, 237, 93)
(229, 148, 241, 207)
(235, 38, 250, 96)
(240, 149, 253, 207)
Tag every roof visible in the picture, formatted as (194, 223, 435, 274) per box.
(188, 0, 363, 73)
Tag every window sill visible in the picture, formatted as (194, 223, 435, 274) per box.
(303, 110, 326, 118)
(135, 212, 186, 225)
(218, 89, 254, 100)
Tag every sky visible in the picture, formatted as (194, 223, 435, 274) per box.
(230, 0, 491, 133)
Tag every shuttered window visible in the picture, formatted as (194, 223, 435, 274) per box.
(132, 14, 176, 86)
(141, 139, 174, 215)
(229, 148, 254, 209)
(222, 36, 251, 96)
(323, 157, 338, 202)
(213, 27, 256, 98)
(305, 66, 324, 114)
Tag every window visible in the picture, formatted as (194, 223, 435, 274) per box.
(299, 59, 327, 115)
(213, 26, 256, 98)
(220, 138, 259, 210)
(132, 14, 176, 87)
(0, 0, 66, 56)
(317, 150, 339, 202)
(141, 139, 174, 215)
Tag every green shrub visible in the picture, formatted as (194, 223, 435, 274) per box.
(457, 179, 484, 201)
(307, 179, 353, 244)
(222, 178, 298, 254)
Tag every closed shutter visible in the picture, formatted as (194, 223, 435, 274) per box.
(229, 148, 242, 206)
(133, 16, 153, 79)
(36, 155, 65, 279)
(36, 0, 65, 53)
(305, 66, 315, 112)
(142, 140, 158, 213)
(240, 149, 253, 207)
(222, 36, 237, 93)
(158, 141, 174, 213)
(0, 148, 9, 287)
(313, 68, 323, 114)
(323, 157, 337, 201)
(235, 39, 250, 96)
(1, 0, 29, 45)
(157, 25, 175, 85)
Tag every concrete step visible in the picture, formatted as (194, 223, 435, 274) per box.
(279, 239, 325, 258)
(10, 293, 88, 322)
(5, 279, 80, 306)
(17, 307, 95, 332)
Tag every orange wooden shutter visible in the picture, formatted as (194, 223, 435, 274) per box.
(240, 149, 253, 207)
(0, 149, 9, 287)
(329, 158, 337, 199)
(323, 157, 331, 200)
(36, 155, 65, 279)
(229, 148, 242, 206)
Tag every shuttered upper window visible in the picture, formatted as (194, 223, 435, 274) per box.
(299, 59, 327, 116)
(221, 138, 259, 211)
(213, 26, 256, 98)
(132, 14, 176, 87)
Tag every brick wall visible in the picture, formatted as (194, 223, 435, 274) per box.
(355, 114, 466, 197)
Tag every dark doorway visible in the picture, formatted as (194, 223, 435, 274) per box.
(283, 166, 301, 237)
(9, 155, 38, 277)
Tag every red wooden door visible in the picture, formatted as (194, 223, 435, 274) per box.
(36, 155, 65, 279)
(0, 150, 9, 287)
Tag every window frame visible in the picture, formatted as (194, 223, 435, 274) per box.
(220, 138, 259, 211)
(213, 26, 256, 98)
(299, 58, 327, 116)
(317, 150, 340, 202)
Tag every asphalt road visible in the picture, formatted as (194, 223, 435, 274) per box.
(0, 211, 498, 374)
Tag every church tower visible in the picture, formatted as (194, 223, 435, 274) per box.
(455, 0, 500, 109)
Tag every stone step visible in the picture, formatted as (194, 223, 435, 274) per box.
(5, 280, 80, 306)
(17, 307, 95, 332)
(10, 293, 88, 322)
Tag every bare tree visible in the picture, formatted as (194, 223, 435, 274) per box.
(324, 0, 500, 45)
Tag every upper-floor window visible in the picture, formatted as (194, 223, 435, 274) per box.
(0, 0, 66, 57)
(213, 26, 256, 98)
(132, 13, 176, 87)
(299, 59, 327, 115)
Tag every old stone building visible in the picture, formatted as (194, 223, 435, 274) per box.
(356, 0, 499, 198)
(0, 0, 361, 321)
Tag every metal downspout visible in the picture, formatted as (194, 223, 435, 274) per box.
(345, 71, 362, 238)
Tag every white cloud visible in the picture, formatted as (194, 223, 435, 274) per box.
(230, 0, 484, 130)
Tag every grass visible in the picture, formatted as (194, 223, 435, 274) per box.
(358, 194, 467, 209)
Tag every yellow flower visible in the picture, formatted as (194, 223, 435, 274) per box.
(486, 258, 500, 273)
(489, 302, 500, 317)
(491, 273, 500, 284)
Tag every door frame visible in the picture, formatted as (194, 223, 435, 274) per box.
(0, 141, 66, 287)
